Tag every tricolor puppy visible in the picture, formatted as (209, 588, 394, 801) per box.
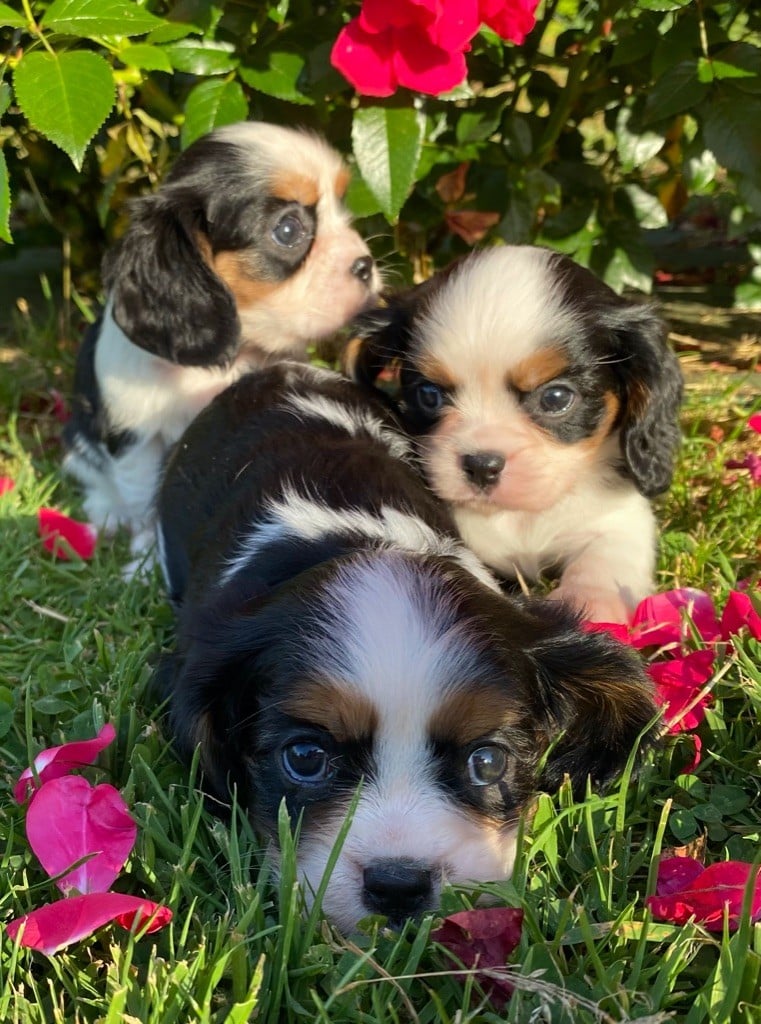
(348, 246, 683, 624)
(64, 121, 378, 561)
(156, 362, 655, 932)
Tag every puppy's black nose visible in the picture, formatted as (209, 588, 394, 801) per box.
(461, 451, 505, 489)
(350, 255, 374, 283)
(363, 859, 433, 921)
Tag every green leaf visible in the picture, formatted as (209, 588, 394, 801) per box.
(352, 106, 424, 224)
(239, 52, 313, 105)
(42, 0, 165, 38)
(164, 39, 238, 76)
(703, 92, 761, 179)
(0, 149, 11, 243)
(181, 78, 248, 149)
(698, 56, 756, 83)
(0, 81, 11, 117)
(615, 108, 664, 173)
(643, 61, 709, 124)
(13, 51, 115, 170)
(119, 43, 173, 73)
(344, 171, 382, 219)
(0, 1, 25, 27)
(623, 184, 668, 229)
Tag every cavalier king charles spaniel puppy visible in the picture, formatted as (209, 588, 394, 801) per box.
(64, 121, 379, 563)
(155, 361, 655, 932)
(347, 246, 683, 624)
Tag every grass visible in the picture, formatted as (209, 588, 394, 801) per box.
(1, 300, 760, 1023)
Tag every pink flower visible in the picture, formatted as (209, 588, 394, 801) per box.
(38, 507, 97, 560)
(331, 0, 539, 96)
(721, 589, 761, 641)
(631, 588, 720, 649)
(432, 907, 523, 1009)
(748, 413, 761, 433)
(0, 477, 15, 496)
(26, 776, 136, 895)
(6, 893, 172, 955)
(14, 722, 116, 803)
(646, 858, 761, 932)
(725, 453, 761, 485)
(648, 649, 715, 732)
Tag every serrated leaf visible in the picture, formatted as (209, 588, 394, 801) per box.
(13, 51, 115, 171)
(0, 81, 11, 117)
(0, 149, 11, 243)
(344, 171, 383, 219)
(0, 2, 25, 27)
(352, 106, 424, 224)
(239, 52, 312, 105)
(643, 61, 708, 124)
(704, 92, 761, 179)
(42, 0, 165, 38)
(147, 22, 198, 44)
(698, 56, 756, 83)
(181, 78, 248, 149)
(164, 39, 238, 76)
(119, 43, 173, 74)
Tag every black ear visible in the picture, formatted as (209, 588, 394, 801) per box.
(525, 605, 659, 793)
(104, 193, 240, 367)
(607, 304, 683, 498)
(343, 300, 415, 390)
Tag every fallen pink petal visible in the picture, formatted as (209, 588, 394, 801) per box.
(631, 588, 720, 648)
(48, 388, 71, 424)
(721, 589, 761, 641)
(14, 722, 116, 804)
(748, 413, 761, 433)
(646, 859, 761, 932)
(725, 453, 761, 485)
(655, 856, 705, 896)
(648, 649, 715, 732)
(432, 907, 523, 1009)
(38, 508, 97, 560)
(26, 776, 136, 895)
(0, 476, 15, 496)
(6, 893, 172, 955)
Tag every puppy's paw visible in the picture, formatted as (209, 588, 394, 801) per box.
(121, 529, 157, 581)
(549, 584, 632, 626)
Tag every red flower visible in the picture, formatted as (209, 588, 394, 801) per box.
(7, 894, 172, 955)
(331, 0, 539, 96)
(38, 507, 97, 560)
(631, 588, 720, 649)
(749, 414, 761, 433)
(14, 722, 116, 803)
(26, 776, 137, 895)
(432, 907, 523, 1009)
(646, 857, 761, 932)
(721, 589, 761, 641)
(648, 649, 715, 733)
(0, 477, 15, 496)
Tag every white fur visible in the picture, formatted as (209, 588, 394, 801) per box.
(283, 392, 411, 461)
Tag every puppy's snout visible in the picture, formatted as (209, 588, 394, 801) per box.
(350, 255, 374, 284)
(461, 451, 505, 490)
(363, 858, 434, 921)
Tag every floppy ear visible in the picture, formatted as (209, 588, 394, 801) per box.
(343, 300, 415, 390)
(607, 304, 683, 498)
(104, 193, 240, 367)
(525, 607, 659, 793)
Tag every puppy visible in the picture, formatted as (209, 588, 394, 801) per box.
(347, 246, 683, 624)
(156, 361, 656, 932)
(63, 121, 379, 560)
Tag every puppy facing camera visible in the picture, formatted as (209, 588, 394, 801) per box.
(347, 245, 684, 624)
(155, 363, 657, 931)
(63, 121, 379, 561)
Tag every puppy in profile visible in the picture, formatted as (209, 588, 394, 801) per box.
(156, 362, 655, 932)
(347, 246, 683, 624)
(63, 121, 379, 560)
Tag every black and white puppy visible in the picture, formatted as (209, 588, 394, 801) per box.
(64, 121, 379, 562)
(347, 246, 683, 624)
(156, 361, 656, 932)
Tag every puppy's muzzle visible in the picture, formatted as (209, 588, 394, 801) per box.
(351, 255, 374, 284)
(363, 858, 436, 923)
(461, 451, 505, 491)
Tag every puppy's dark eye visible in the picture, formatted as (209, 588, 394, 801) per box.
(538, 382, 576, 415)
(413, 381, 446, 415)
(272, 213, 306, 248)
(466, 745, 507, 787)
(282, 741, 333, 783)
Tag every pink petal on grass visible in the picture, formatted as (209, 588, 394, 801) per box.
(721, 589, 761, 641)
(432, 907, 523, 1009)
(646, 860, 761, 932)
(655, 856, 706, 896)
(749, 414, 761, 434)
(6, 893, 172, 955)
(0, 477, 15, 496)
(26, 776, 136, 894)
(38, 508, 97, 560)
(631, 588, 720, 648)
(725, 453, 761, 485)
(14, 722, 116, 803)
(648, 649, 715, 732)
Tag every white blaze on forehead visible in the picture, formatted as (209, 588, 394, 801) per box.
(415, 246, 579, 373)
